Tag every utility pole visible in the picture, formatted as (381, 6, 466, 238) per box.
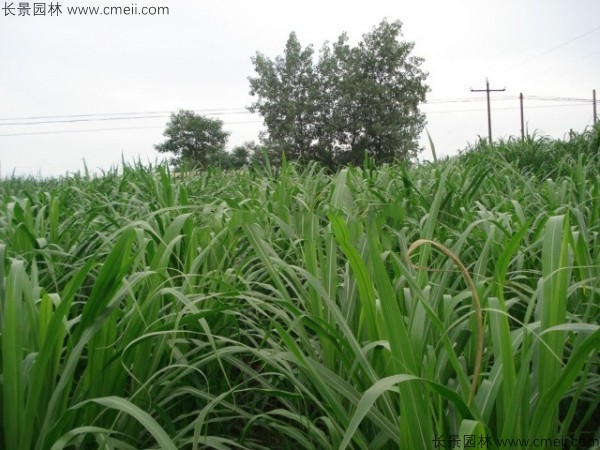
(519, 93, 525, 140)
(471, 78, 506, 144)
(594, 89, 597, 124)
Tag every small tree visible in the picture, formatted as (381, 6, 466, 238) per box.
(155, 110, 230, 168)
(227, 141, 258, 169)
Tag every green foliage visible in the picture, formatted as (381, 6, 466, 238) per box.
(249, 32, 320, 165)
(249, 19, 429, 169)
(461, 125, 600, 180)
(0, 131, 599, 449)
(221, 141, 263, 170)
(155, 110, 230, 168)
(227, 142, 252, 169)
(588, 122, 600, 153)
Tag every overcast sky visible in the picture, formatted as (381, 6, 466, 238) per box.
(1, 0, 599, 177)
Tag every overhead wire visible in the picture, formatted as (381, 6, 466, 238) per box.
(508, 25, 600, 70)
(500, 24, 600, 82)
(0, 107, 249, 122)
(0, 94, 594, 137)
(424, 96, 514, 104)
(424, 102, 591, 115)
(0, 96, 528, 124)
(525, 95, 592, 102)
(0, 110, 253, 126)
(3, 94, 584, 126)
(0, 120, 263, 137)
(524, 48, 600, 80)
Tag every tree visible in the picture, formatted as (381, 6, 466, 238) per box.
(155, 110, 230, 168)
(248, 19, 429, 168)
(249, 33, 323, 165)
(225, 141, 257, 169)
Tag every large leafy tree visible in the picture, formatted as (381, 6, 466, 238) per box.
(155, 110, 230, 168)
(249, 33, 323, 165)
(249, 19, 429, 168)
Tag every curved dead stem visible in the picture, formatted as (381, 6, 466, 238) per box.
(407, 239, 484, 407)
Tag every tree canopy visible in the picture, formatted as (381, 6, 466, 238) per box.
(155, 110, 230, 168)
(249, 19, 429, 169)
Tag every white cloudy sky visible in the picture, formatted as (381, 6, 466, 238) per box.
(1, 0, 599, 177)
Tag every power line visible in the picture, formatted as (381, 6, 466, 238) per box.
(2, 96, 583, 126)
(526, 48, 600, 80)
(0, 125, 166, 137)
(425, 102, 591, 115)
(424, 96, 514, 104)
(502, 24, 600, 76)
(525, 95, 591, 102)
(1, 94, 587, 126)
(0, 120, 263, 137)
(1, 115, 171, 127)
(1, 102, 590, 136)
(0, 93, 594, 136)
(0, 97, 527, 124)
(0, 108, 250, 123)
(0, 110, 253, 126)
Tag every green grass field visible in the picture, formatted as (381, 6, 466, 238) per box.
(1, 129, 599, 449)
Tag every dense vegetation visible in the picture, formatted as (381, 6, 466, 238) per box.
(155, 20, 428, 171)
(154, 110, 231, 169)
(1, 128, 599, 449)
(249, 19, 428, 169)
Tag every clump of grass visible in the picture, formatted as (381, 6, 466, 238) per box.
(461, 128, 600, 181)
(1, 131, 599, 449)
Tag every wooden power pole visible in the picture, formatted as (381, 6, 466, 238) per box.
(594, 89, 597, 124)
(519, 93, 525, 140)
(471, 78, 506, 144)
